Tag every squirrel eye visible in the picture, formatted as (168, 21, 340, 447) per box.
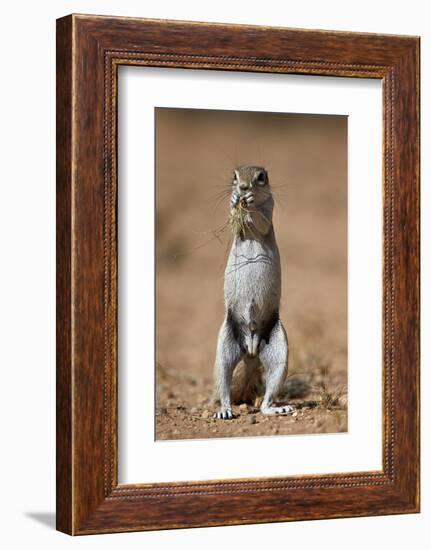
(256, 171, 266, 185)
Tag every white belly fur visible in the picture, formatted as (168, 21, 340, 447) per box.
(224, 232, 281, 324)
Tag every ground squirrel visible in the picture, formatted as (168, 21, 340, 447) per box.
(213, 165, 294, 419)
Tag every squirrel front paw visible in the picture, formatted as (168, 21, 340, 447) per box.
(244, 191, 254, 206)
(231, 190, 254, 209)
(230, 191, 240, 209)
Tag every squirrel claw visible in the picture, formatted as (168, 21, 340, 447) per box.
(244, 191, 254, 205)
(230, 192, 240, 208)
(214, 409, 235, 420)
(261, 404, 295, 416)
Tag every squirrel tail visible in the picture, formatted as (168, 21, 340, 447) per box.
(229, 362, 311, 406)
(230, 359, 263, 405)
(245, 320, 259, 357)
(244, 303, 259, 357)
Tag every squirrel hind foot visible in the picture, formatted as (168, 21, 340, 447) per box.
(213, 408, 236, 420)
(260, 404, 295, 416)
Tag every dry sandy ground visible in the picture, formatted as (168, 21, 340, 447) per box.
(155, 108, 347, 440)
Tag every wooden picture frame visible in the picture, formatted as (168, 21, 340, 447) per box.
(56, 14, 420, 535)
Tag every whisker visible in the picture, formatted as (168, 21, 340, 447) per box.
(212, 195, 231, 215)
(211, 189, 232, 201)
(158, 221, 231, 264)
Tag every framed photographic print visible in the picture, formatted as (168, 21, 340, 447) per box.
(56, 14, 420, 534)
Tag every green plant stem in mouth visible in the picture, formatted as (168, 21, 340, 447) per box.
(229, 198, 250, 237)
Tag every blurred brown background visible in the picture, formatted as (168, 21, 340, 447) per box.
(155, 107, 347, 440)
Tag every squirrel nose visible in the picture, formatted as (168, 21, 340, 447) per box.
(239, 181, 250, 190)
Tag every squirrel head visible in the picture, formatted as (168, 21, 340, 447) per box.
(232, 165, 271, 208)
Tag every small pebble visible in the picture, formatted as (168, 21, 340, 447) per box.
(247, 415, 256, 425)
(201, 410, 210, 419)
(239, 403, 248, 412)
(190, 407, 198, 414)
